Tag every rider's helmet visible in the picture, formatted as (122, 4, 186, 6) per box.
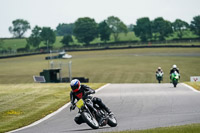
(70, 79, 81, 92)
(158, 67, 161, 71)
(172, 64, 177, 69)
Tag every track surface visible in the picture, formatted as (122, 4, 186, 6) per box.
(13, 83, 200, 133)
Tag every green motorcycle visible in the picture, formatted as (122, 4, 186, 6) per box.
(171, 71, 179, 87)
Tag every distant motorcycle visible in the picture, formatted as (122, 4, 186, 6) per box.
(72, 96, 117, 129)
(156, 72, 163, 83)
(171, 71, 179, 87)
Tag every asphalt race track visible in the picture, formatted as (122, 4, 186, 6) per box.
(12, 83, 200, 133)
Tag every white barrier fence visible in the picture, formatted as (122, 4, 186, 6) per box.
(190, 76, 200, 82)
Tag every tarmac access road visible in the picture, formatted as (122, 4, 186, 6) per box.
(10, 83, 200, 133)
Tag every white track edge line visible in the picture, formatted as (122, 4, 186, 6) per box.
(96, 83, 110, 93)
(7, 83, 110, 133)
(181, 83, 200, 93)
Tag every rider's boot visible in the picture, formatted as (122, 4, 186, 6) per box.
(104, 106, 114, 116)
(93, 97, 114, 115)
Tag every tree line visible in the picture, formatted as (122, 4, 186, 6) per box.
(7, 15, 200, 50)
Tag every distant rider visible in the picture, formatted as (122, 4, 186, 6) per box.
(155, 67, 164, 80)
(156, 67, 164, 75)
(69, 79, 113, 125)
(170, 64, 180, 80)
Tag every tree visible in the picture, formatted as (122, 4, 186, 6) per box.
(73, 17, 98, 45)
(134, 17, 152, 42)
(98, 21, 111, 43)
(106, 16, 128, 42)
(173, 19, 189, 39)
(9, 19, 31, 38)
(40, 27, 56, 50)
(190, 15, 200, 37)
(152, 17, 173, 41)
(26, 26, 42, 49)
(56, 23, 74, 36)
(128, 24, 134, 32)
(61, 35, 73, 47)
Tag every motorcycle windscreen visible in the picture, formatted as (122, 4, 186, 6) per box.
(76, 99, 84, 109)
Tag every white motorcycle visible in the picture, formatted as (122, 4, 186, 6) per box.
(156, 72, 163, 83)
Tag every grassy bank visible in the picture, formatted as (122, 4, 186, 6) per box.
(0, 48, 200, 84)
(0, 83, 104, 133)
(185, 82, 200, 91)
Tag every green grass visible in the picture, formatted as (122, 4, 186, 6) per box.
(70, 48, 200, 83)
(185, 82, 200, 91)
(0, 48, 200, 84)
(1, 38, 27, 50)
(167, 30, 199, 40)
(106, 123, 200, 133)
(0, 83, 104, 133)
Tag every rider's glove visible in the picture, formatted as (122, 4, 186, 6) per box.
(85, 91, 90, 96)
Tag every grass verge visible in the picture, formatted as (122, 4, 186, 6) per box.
(0, 83, 105, 133)
(185, 82, 200, 91)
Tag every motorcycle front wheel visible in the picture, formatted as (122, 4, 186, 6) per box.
(81, 112, 99, 129)
(173, 80, 177, 87)
(107, 115, 117, 127)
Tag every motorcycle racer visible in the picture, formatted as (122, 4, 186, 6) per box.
(170, 64, 180, 81)
(69, 79, 112, 125)
(155, 67, 164, 83)
(156, 67, 164, 75)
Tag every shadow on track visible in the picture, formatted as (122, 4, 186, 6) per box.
(63, 126, 112, 132)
